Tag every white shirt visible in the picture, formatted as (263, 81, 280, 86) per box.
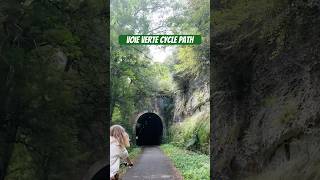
(110, 136, 129, 177)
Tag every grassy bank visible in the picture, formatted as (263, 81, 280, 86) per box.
(160, 144, 210, 180)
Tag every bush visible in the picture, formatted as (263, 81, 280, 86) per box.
(169, 111, 209, 154)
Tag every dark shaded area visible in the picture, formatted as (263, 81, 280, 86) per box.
(211, 0, 320, 179)
(136, 113, 163, 146)
(0, 1, 109, 179)
(91, 165, 108, 180)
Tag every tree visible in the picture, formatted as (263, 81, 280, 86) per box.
(0, 0, 109, 179)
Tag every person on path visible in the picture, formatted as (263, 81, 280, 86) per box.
(110, 125, 133, 180)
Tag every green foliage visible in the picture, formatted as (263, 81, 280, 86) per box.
(127, 146, 141, 159)
(169, 112, 210, 154)
(160, 144, 209, 180)
(0, 0, 108, 179)
(5, 144, 36, 180)
(174, 47, 201, 78)
(110, 0, 177, 134)
(163, 0, 210, 155)
(169, 0, 209, 81)
(166, 2, 210, 155)
(151, 63, 176, 93)
(110, 1, 210, 153)
(111, 106, 122, 124)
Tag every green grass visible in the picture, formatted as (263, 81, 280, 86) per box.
(119, 147, 141, 176)
(169, 111, 210, 154)
(160, 144, 210, 180)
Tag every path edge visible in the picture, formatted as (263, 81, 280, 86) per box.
(159, 146, 184, 180)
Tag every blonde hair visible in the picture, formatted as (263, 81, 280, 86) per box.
(110, 125, 130, 148)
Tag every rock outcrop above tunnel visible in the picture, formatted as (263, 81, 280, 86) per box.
(170, 69, 210, 154)
(173, 78, 210, 123)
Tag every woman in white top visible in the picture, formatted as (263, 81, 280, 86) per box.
(110, 125, 133, 180)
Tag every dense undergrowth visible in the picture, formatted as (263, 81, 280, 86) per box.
(160, 144, 209, 180)
(169, 111, 210, 154)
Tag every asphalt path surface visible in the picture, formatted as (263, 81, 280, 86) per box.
(122, 146, 181, 180)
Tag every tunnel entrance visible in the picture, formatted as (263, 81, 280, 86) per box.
(135, 112, 163, 146)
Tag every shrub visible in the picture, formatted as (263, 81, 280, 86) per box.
(169, 111, 209, 154)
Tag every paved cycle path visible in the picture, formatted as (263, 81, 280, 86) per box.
(122, 146, 182, 180)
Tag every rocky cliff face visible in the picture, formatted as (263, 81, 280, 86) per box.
(212, 1, 320, 179)
(173, 78, 210, 123)
(170, 76, 210, 153)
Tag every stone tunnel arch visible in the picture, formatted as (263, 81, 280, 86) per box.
(133, 111, 166, 146)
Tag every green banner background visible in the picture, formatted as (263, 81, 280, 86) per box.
(119, 35, 201, 45)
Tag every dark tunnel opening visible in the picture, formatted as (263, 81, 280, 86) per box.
(136, 112, 163, 146)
